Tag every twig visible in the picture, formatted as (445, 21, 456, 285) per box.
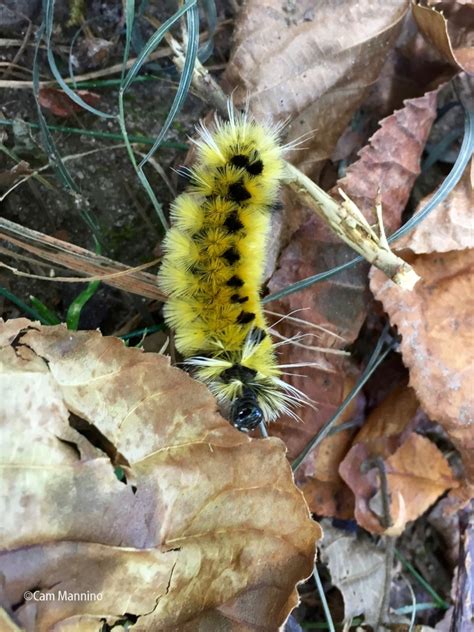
(0, 257, 160, 283)
(0, 48, 170, 89)
(165, 29, 230, 118)
(283, 164, 420, 291)
(361, 456, 396, 631)
(0, 218, 165, 301)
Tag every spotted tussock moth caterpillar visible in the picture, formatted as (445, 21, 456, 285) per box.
(158, 108, 309, 431)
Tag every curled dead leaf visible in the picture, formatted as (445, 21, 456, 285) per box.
(0, 320, 321, 631)
(333, 89, 439, 234)
(412, 0, 474, 74)
(38, 88, 101, 118)
(339, 387, 458, 534)
(225, 0, 410, 176)
(370, 249, 474, 481)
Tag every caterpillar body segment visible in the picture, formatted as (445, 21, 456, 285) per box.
(159, 112, 306, 430)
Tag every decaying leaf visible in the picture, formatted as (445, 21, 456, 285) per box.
(38, 88, 101, 118)
(225, 0, 410, 176)
(339, 387, 458, 535)
(333, 89, 439, 233)
(0, 320, 321, 632)
(397, 158, 474, 254)
(371, 250, 474, 481)
(297, 378, 360, 520)
(412, 0, 474, 74)
(266, 90, 438, 458)
(318, 521, 386, 625)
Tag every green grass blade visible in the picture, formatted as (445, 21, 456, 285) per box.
(313, 563, 335, 632)
(118, 2, 199, 231)
(29, 295, 61, 325)
(122, 0, 136, 80)
(119, 323, 165, 341)
(138, 2, 199, 166)
(33, 23, 76, 190)
(66, 280, 100, 330)
(390, 107, 474, 241)
(394, 549, 449, 609)
(0, 287, 48, 323)
(198, 0, 217, 62)
(0, 118, 187, 149)
(292, 325, 395, 472)
(122, 0, 197, 91)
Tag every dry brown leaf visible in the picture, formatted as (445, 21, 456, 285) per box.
(318, 521, 386, 625)
(297, 378, 359, 520)
(339, 387, 458, 534)
(383, 433, 458, 535)
(333, 89, 440, 232)
(38, 88, 101, 118)
(340, 432, 458, 536)
(412, 1, 474, 74)
(371, 250, 474, 481)
(266, 91, 438, 459)
(397, 158, 474, 254)
(0, 320, 321, 632)
(350, 385, 420, 455)
(224, 0, 410, 177)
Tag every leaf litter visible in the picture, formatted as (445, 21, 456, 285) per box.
(0, 321, 320, 632)
(1, 0, 472, 630)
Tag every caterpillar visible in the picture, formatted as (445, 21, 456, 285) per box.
(158, 108, 308, 432)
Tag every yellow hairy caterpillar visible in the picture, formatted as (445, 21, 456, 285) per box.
(158, 109, 308, 431)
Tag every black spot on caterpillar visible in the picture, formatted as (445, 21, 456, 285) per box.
(236, 311, 256, 325)
(230, 294, 249, 304)
(223, 211, 244, 233)
(245, 159, 264, 176)
(226, 275, 244, 288)
(228, 181, 251, 203)
(220, 364, 257, 383)
(222, 247, 240, 265)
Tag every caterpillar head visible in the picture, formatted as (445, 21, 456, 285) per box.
(230, 388, 263, 432)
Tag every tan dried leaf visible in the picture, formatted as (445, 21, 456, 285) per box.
(383, 433, 459, 536)
(397, 158, 474, 254)
(412, 0, 474, 74)
(339, 387, 458, 534)
(0, 321, 321, 632)
(340, 433, 458, 536)
(318, 521, 386, 625)
(370, 250, 474, 481)
(225, 0, 410, 176)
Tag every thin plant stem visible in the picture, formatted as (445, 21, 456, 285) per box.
(313, 562, 336, 632)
